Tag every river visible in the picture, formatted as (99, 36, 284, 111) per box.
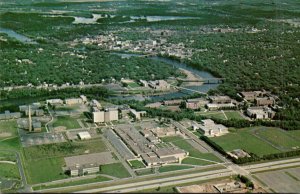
(0, 28, 37, 44)
(110, 53, 219, 101)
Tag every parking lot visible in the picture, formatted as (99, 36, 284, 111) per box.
(20, 130, 66, 147)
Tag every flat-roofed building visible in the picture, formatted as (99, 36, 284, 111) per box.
(92, 108, 105, 123)
(91, 99, 101, 108)
(240, 91, 265, 101)
(0, 111, 21, 120)
(104, 108, 119, 122)
(198, 119, 228, 137)
(78, 131, 91, 140)
(148, 80, 170, 90)
(206, 103, 236, 111)
(186, 99, 201, 110)
(255, 97, 275, 106)
(247, 107, 275, 119)
(80, 95, 88, 103)
(163, 100, 183, 106)
(209, 96, 232, 104)
(46, 99, 63, 105)
(129, 109, 146, 120)
(65, 98, 83, 105)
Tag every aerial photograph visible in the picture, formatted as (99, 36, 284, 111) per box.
(0, 0, 299, 193)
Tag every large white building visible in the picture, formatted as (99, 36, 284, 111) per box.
(92, 108, 118, 123)
(198, 119, 228, 137)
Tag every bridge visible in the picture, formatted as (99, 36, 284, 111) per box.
(177, 78, 225, 84)
(172, 85, 208, 95)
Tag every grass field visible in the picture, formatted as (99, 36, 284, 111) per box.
(136, 168, 154, 176)
(23, 138, 108, 160)
(181, 157, 217, 166)
(197, 112, 226, 120)
(224, 111, 245, 120)
(127, 82, 140, 88)
(100, 163, 131, 178)
(161, 136, 222, 162)
(128, 160, 145, 169)
(253, 127, 300, 150)
(22, 138, 108, 184)
(0, 137, 21, 151)
(210, 127, 292, 156)
(0, 120, 18, 140)
(53, 116, 81, 130)
(158, 165, 193, 173)
(24, 157, 67, 184)
(32, 175, 112, 190)
(0, 163, 20, 179)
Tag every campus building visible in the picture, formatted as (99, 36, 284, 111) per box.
(246, 107, 275, 119)
(198, 119, 228, 137)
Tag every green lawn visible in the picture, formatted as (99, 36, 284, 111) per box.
(0, 163, 20, 179)
(181, 157, 216, 166)
(53, 116, 81, 130)
(135, 168, 155, 176)
(224, 111, 245, 120)
(0, 137, 21, 151)
(0, 120, 18, 140)
(128, 160, 145, 169)
(197, 112, 226, 120)
(253, 127, 300, 150)
(211, 127, 282, 156)
(159, 165, 193, 173)
(288, 130, 300, 138)
(161, 136, 222, 162)
(100, 163, 131, 178)
(24, 157, 67, 184)
(127, 82, 140, 88)
(32, 175, 112, 190)
(23, 138, 108, 160)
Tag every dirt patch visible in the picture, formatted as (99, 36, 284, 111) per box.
(0, 132, 12, 138)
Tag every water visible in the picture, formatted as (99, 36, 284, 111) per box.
(0, 28, 37, 44)
(131, 16, 200, 22)
(110, 53, 219, 101)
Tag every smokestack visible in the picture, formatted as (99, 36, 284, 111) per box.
(28, 105, 32, 132)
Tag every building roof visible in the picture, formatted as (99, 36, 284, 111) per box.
(78, 131, 91, 139)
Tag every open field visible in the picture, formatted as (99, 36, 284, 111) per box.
(158, 165, 193, 173)
(211, 127, 300, 156)
(53, 116, 81, 130)
(224, 111, 245, 120)
(0, 163, 20, 180)
(197, 112, 226, 120)
(100, 163, 131, 178)
(32, 175, 112, 191)
(24, 157, 67, 184)
(255, 167, 300, 193)
(23, 138, 108, 160)
(0, 120, 18, 140)
(253, 127, 300, 150)
(22, 138, 109, 184)
(0, 137, 21, 151)
(161, 136, 221, 162)
(181, 157, 216, 166)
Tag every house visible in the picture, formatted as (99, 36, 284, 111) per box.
(198, 119, 228, 137)
(246, 107, 275, 119)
